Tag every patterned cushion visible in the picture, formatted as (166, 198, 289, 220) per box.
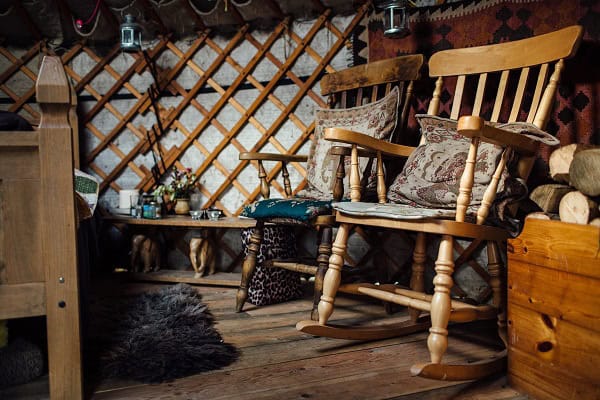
(388, 115, 557, 209)
(304, 86, 400, 198)
(241, 198, 332, 222)
(332, 201, 456, 220)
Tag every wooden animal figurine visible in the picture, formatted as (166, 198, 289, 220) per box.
(131, 234, 161, 273)
(189, 237, 216, 278)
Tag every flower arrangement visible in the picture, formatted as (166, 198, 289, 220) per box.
(153, 167, 198, 201)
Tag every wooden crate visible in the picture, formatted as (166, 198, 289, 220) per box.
(507, 219, 600, 400)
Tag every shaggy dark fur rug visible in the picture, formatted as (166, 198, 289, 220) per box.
(88, 283, 238, 383)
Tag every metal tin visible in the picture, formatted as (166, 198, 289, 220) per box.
(143, 202, 157, 219)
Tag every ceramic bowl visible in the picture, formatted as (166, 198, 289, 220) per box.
(207, 209, 221, 220)
(189, 210, 203, 220)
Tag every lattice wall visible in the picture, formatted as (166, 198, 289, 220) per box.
(0, 5, 369, 217)
(0, 3, 494, 300)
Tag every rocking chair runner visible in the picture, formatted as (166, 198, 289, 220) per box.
(237, 55, 424, 318)
(297, 25, 583, 380)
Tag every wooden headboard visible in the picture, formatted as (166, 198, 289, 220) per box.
(0, 56, 83, 399)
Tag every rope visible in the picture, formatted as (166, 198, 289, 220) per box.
(72, 7, 102, 37)
(78, 0, 102, 27)
(187, 0, 220, 15)
(149, 0, 181, 7)
(0, 5, 13, 17)
(187, 0, 251, 15)
(110, 0, 137, 13)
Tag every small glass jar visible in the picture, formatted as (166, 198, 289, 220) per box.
(135, 203, 143, 218)
(154, 201, 162, 219)
(143, 202, 156, 219)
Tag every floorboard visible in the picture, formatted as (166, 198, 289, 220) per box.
(2, 277, 528, 400)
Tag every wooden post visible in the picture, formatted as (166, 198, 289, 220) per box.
(37, 56, 83, 400)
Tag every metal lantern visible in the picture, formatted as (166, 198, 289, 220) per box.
(120, 14, 142, 52)
(381, 0, 412, 39)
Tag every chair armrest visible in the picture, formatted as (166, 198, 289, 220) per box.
(457, 116, 538, 155)
(239, 152, 308, 162)
(324, 128, 415, 158)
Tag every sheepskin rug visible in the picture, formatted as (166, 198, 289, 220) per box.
(89, 283, 238, 383)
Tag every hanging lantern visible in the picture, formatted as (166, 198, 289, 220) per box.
(120, 14, 142, 52)
(379, 0, 414, 39)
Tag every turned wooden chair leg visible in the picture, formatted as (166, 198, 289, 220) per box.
(487, 240, 507, 347)
(318, 223, 351, 325)
(312, 226, 332, 321)
(236, 221, 264, 312)
(409, 232, 427, 322)
(428, 234, 455, 364)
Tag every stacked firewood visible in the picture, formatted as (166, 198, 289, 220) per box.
(528, 144, 600, 226)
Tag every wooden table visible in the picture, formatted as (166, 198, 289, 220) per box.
(104, 214, 257, 287)
(105, 214, 256, 228)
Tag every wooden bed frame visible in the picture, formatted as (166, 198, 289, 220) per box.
(0, 56, 83, 399)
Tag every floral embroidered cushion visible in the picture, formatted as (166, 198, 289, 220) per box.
(303, 86, 400, 199)
(387, 114, 559, 209)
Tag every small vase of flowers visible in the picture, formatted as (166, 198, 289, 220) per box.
(153, 167, 198, 215)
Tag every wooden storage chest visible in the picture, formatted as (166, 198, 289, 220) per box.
(507, 219, 600, 400)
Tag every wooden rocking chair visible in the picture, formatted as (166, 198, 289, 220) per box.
(297, 26, 583, 380)
(237, 55, 424, 318)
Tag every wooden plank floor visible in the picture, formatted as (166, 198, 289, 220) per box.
(3, 277, 528, 399)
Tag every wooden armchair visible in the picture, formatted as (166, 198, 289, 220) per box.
(297, 26, 583, 380)
(237, 55, 424, 318)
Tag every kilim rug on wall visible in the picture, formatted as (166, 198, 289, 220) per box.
(367, 0, 600, 186)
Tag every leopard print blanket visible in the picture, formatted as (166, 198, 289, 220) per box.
(240, 226, 302, 306)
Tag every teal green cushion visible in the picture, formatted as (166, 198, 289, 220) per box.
(241, 198, 332, 222)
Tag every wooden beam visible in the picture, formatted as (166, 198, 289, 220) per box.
(12, 0, 42, 41)
(98, 0, 119, 30)
(53, 0, 78, 41)
(311, 0, 327, 13)
(138, 0, 169, 35)
(228, 3, 246, 26)
(182, 0, 208, 31)
(264, 0, 285, 19)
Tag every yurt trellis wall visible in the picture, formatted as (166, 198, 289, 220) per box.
(0, 1, 377, 273)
